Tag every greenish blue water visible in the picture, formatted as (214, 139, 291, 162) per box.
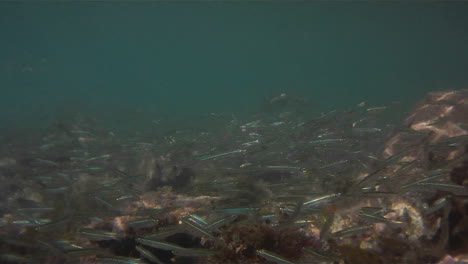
(1, 2, 468, 130)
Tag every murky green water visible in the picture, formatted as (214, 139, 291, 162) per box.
(1, 2, 468, 130)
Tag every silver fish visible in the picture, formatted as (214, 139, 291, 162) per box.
(256, 249, 296, 264)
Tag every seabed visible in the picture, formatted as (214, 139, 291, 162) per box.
(0, 90, 467, 264)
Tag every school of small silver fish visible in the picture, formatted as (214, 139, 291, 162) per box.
(0, 90, 467, 264)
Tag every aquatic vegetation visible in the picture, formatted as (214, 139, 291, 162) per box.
(0, 90, 467, 263)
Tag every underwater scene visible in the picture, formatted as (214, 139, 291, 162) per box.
(1, 2, 468, 264)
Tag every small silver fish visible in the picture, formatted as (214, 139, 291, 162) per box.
(359, 213, 404, 227)
(172, 248, 218, 257)
(96, 256, 144, 264)
(136, 238, 187, 251)
(257, 249, 296, 264)
(331, 225, 373, 238)
(127, 218, 158, 230)
(78, 228, 117, 241)
(135, 245, 164, 264)
(424, 196, 450, 215)
(303, 193, 341, 208)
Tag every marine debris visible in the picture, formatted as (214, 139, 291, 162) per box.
(0, 89, 467, 264)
